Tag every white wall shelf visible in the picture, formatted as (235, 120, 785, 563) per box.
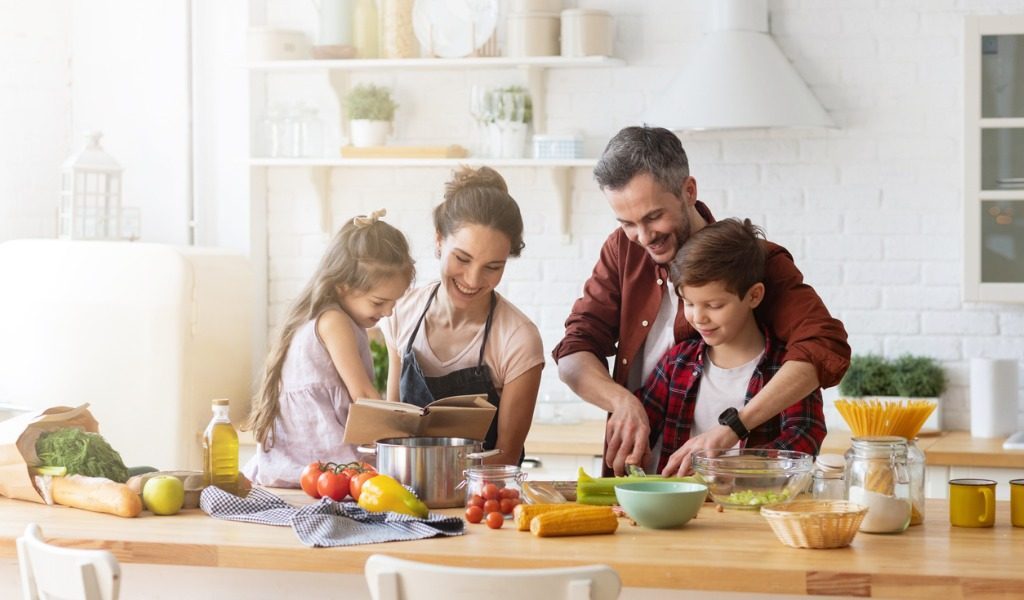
(247, 56, 624, 72)
(249, 157, 597, 168)
(251, 161, 589, 241)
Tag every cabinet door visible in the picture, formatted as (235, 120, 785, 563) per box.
(964, 17, 1024, 302)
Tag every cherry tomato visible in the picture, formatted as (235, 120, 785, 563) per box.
(498, 487, 520, 500)
(481, 483, 500, 501)
(499, 498, 516, 514)
(482, 499, 500, 514)
(349, 471, 377, 501)
(316, 470, 351, 502)
(467, 494, 485, 508)
(485, 511, 504, 529)
(465, 505, 484, 524)
(300, 462, 324, 498)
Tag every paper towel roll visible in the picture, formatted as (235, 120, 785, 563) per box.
(970, 358, 1019, 438)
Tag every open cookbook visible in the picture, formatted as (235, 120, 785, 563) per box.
(342, 395, 496, 445)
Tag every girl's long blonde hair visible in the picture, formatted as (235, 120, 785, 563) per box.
(244, 210, 414, 449)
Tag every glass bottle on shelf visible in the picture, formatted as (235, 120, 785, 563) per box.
(259, 105, 286, 158)
(282, 104, 303, 158)
(845, 436, 911, 534)
(299, 106, 325, 158)
(203, 398, 239, 495)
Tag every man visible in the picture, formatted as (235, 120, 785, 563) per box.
(552, 126, 849, 475)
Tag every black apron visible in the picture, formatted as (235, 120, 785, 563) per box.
(399, 284, 519, 462)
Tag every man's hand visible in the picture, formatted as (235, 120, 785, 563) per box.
(660, 425, 739, 477)
(604, 392, 651, 476)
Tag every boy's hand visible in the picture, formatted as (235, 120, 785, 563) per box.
(660, 425, 739, 477)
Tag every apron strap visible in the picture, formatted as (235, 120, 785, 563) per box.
(404, 283, 441, 354)
(477, 292, 497, 366)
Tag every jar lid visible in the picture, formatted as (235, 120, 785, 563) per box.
(815, 453, 845, 471)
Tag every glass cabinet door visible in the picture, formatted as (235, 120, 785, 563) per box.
(965, 18, 1024, 301)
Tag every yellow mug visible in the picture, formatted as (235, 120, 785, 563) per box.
(949, 478, 996, 528)
(1011, 479, 1024, 528)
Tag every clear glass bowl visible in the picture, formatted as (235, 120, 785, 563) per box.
(692, 449, 813, 509)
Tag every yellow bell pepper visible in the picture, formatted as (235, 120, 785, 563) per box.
(357, 474, 429, 518)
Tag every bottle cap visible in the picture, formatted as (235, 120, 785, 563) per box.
(212, 398, 230, 406)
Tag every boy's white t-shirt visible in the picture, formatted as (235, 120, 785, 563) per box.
(690, 350, 764, 442)
(380, 283, 545, 391)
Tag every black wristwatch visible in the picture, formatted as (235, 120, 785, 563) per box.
(718, 407, 750, 440)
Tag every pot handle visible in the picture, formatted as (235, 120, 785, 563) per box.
(467, 449, 502, 460)
(356, 445, 377, 456)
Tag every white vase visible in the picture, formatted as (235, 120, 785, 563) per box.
(349, 119, 390, 147)
(486, 121, 528, 158)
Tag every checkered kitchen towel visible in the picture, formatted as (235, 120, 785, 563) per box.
(200, 486, 464, 548)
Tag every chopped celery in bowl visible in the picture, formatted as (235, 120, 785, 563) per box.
(692, 449, 812, 509)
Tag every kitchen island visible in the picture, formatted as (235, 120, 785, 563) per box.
(1, 491, 1021, 598)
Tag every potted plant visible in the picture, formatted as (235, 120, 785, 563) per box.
(481, 85, 532, 158)
(838, 354, 948, 431)
(344, 84, 398, 147)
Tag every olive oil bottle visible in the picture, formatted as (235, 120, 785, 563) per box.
(203, 398, 239, 495)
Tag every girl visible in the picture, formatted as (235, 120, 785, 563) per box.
(243, 209, 415, 487)
(381, 166, 544, 465)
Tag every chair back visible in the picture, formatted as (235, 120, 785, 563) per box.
(16, 523, 121, 600)
(364, 554, 620, 600)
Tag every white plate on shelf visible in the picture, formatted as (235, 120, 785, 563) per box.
(413, 0, 499, 58)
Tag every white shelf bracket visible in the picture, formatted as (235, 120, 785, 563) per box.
(549, 166, 573, 244)
(520, 65, 546, 135)
(309, 166, 333, 234)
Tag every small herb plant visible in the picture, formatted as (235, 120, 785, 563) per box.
(839, 354, 947, 398)
(484, 85, 532, 124)
(344, 84, 398, 121)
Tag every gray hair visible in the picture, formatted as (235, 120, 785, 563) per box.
(593, 126, 690, 197)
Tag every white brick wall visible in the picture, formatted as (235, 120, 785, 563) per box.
(249, 0, 1024, 430)
(4, 1, 1024, 431)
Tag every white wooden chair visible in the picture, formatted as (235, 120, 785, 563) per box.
(16, 523, 121, 600)
(364, 554, 621, 600)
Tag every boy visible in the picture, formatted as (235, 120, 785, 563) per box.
(637, 218, 827, 476)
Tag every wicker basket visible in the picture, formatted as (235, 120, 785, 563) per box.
(760, 500, 868, 549)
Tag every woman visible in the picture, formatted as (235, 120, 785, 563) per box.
(381, 166, 544, 464)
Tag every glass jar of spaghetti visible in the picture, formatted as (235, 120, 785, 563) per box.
(845, 436, 912, 533)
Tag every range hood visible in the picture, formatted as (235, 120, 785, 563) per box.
(647, 0, 834, 131)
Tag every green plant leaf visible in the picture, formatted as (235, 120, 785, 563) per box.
(370, 339, 389, 395)
(344, 84, 398, 121)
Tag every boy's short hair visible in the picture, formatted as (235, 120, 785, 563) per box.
(672, 218, 767, 298)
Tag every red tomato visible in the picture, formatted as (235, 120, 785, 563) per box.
(498, 487, 520, 500)
(482, 499, 500, 514)
(467, 494, 485, 509)
(349, 471, 377, 501)
(316, 470, 351, 502)
(465, 505, 484, 524)
(481, 483, 500, 501)
(300, 462, 324, 498)
(499, 498, 516, 514)
(485, 512, 504, 529)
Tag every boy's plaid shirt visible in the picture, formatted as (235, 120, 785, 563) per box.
(637, 327, 827, 472)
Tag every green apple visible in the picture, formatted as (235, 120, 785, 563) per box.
(143, 475, 185, 516)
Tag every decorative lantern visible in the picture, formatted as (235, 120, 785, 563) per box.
(58, 132, 138, 240)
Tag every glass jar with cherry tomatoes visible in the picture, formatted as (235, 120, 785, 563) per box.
(462, 464, 525, 520)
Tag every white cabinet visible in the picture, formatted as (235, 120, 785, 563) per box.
(963, 15, 1024, 302)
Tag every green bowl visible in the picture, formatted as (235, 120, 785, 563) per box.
(614, 481, 708, 529)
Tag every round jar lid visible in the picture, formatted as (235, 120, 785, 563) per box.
(815, 453, 845, 471)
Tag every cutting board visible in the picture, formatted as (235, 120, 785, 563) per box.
(340, 144, 469, 159)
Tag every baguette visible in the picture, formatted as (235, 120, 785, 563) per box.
(51, 475, 143, 518)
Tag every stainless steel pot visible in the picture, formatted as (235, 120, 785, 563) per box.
(358, 437, 500, 508)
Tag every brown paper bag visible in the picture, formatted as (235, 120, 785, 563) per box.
(0, 404, 99, 503)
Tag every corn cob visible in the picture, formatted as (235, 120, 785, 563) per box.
(529, 505, 619, 537)
(513, 503, 601, 531)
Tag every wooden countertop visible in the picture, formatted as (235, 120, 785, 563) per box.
(1, 491, 1021, 596)
(527, 420, 1024, 468)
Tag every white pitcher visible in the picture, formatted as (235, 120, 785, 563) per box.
(314, 0, 355, 46)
